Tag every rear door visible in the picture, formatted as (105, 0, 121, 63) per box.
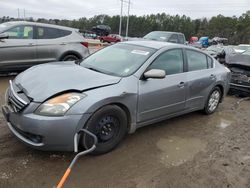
(138, 48, 187, 122)
(0, 25, 36, 69)
(185, 49, 216, 109)
(34, 26, 71, 63)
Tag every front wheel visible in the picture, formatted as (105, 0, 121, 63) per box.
(80, 105, 127, 155)
(204, 87, 222, 114)
(62, 54, 79, 61)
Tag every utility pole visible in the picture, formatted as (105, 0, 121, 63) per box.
(23, 9, 26, 19)
(17, 8, 20, 19)
(125, 0, 131, 38)
(119, 0, 123, 36)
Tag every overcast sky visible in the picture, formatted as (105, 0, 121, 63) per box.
(0, 0, 249, 19)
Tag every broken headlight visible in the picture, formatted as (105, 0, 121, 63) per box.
(35, 93, 86, 116)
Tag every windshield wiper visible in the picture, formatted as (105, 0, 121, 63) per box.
(85, 66, 103, 73)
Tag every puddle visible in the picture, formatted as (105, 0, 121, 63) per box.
(207, 111, 236, 130)
(218, 119, 232, 129)
(156, 136, 206, 167)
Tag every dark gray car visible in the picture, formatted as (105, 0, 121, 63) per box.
(0, 21, 89, 72)
(143, 31, 186, 44)
(2, 41, 231, 154)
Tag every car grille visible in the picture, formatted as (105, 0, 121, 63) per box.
(8, 80, 29, 112)
(231, 72, 250, 86)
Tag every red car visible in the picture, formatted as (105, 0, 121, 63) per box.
(100, 34, 122, 43)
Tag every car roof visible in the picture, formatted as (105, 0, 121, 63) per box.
(147, 31, 184, 35)
(123, 40, 184, 49)
(2, 21, 78, 31)
(239, 44, 250, 46)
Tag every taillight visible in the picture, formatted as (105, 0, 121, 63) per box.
(81, 42, 89, 48)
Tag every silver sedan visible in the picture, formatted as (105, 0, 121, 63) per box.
(2, 41, 231, 154)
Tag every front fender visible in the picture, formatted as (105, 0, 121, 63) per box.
(67, 76, 139, 133)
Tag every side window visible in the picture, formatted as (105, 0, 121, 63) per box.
(5, 25, 33, 39)
(148, 49, 184, 75)
(207, 56, 213, 68)
(168, 34, 178, 43)
(37, 27, 71, 39)
(186, 50, 208, 71)
(178, 34, 185, 44)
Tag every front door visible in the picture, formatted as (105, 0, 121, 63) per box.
(0, 25, 36, 70)
(138, 49, 187, 122)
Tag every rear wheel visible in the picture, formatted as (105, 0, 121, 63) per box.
(204, 87, 222, 114)
(80, 105, 127, 155)
(62, 54, 79, 61)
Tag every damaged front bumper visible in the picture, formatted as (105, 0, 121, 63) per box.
(1, 104, 91, 151)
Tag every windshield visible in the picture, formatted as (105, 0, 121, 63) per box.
(143, 31, 172, 41)
(0, 23, 11, 33)
(81, 43, 156, 77)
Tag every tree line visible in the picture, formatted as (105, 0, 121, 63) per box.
(1, 11, 250, 44)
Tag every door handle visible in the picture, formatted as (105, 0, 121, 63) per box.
(178, 82, 185, 88)
(29, 43, 35, 46)
(210, 74, 216, 80)
(60, 42, 67, 45)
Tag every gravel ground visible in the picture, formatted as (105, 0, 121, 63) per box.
(0, 76, 250, 188)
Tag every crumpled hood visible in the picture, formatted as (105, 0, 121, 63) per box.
(15, 62, 121, 102)
(226, 54, 250, 70)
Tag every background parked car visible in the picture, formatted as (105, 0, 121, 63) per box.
(99, 34, 122, 43)
(198, 36, 209, 48)
(225, 50, 250, 96)
(204, 45, 237, 64)
(143, 31, 186, 44)
(0, 21, 89, 73)
(189, 36, 198, 44)
(233, 44, 250, 53)
(92, 25, 111, 36)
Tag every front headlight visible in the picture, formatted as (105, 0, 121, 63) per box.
(35, 93, 86, 116)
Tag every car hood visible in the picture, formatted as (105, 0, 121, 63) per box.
(205, 50, 217, 56)
(14, 62, 121, 102)
(226, 54, 250, 70)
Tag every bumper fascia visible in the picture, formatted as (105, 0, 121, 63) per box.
(2, 105, 91, 151)
(230, 83, 250, 94)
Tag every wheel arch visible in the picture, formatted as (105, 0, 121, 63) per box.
(214, 84, 224, 102)
(85, 102, 133, 133)
(111, 102, 131, 131)
(59, 51, 83, 61)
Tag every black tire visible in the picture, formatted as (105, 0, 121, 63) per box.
(204, 87, 222, 115)
(81, 105, 127, 155)
(62, 54, 79, 61)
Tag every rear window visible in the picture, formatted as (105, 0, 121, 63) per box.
(169, 34, 178, 43)
(143, 31, 172, 42)
(207, 56, 213, 68)
(37, 27, 72, 39)
(187, 50, 208, 71)
(178, 34, 185, 44)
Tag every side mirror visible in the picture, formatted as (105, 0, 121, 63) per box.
(144, 69, 166, 79)
(0, 33, 9, 40)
